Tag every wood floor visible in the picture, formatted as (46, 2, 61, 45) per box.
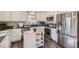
(11, 35, 61, 48)
(11, 40, 23, 48)
(44, 35, 61, 48)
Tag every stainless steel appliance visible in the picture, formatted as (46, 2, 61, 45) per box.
(58, 12, 77, 48)
(64, 16, 72, 47)
(45, 28, 50, 37)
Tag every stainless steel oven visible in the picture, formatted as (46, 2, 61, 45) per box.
(45, 27, 51, 37)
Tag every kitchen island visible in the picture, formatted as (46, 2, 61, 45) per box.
(23, 26, 45, 48)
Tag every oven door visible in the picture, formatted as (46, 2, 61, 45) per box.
(45, 28, 50, 37)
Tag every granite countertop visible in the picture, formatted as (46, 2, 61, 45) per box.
(44, 26, 57, 29)
(0, 26, 56, 31)
(0, 28, 21, 31)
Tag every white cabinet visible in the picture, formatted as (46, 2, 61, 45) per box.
(50, 28, 58, 43)
(24, 31, 36, 48)
(0, 11, 27, 21)
(4, 11, 11, 21)
(11, 28, 21, 42)
(0, 11, 11, 21)
(36, 12, 48, 21)
(31, 27, 44, 47)
(0, 11, 5, 21)
(11, 11, 27, 21)
(36, 12, 55, 21)
(35, 32, 44, 47)
(24, 31, 44, 48)
(19, 11, 27, 21)
(24, 27, 44, 48)
(11, 11, 20, 21)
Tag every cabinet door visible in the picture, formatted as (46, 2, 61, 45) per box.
(11, 11, 20, 21)
(19, 11, 27, 21)
(36, 13, 41, 21)
(24, 32, 36, 48)
(11, 29, 21, 42)
(41, 13, 48, 21)
(36, 12, 47, 21)
(51, 28, 58, 42)
(11, 11, 27, 21)
(0, 11, 5, 21)
(4, 11, 11, 21)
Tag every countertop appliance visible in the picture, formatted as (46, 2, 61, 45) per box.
(18, 23, 24, 28)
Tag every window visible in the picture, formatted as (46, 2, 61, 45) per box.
(27, 12, 36, 25)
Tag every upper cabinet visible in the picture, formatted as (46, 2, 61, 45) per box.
(0, 11, 27, 21)
(4, 11, 11, 21)
(36, 12, 48, 21)
(0, 11, 5, 21)
(19, 11, 27, 21)
(36, 12, 55, 21)
(11, 11, 20, 21)
(11, 11, 27, 21)
(0, 11, 11, 21)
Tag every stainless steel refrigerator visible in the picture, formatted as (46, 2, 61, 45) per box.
(64, 13, 77, 48)
(64, 16, 72, 48)
(58, 12, 77, 48)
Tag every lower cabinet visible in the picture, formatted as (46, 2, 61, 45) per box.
(50, 28, 58, 43)
(35, 32, 44, 48)
(23, 31, 44, 48)
(11, 28, 21, 42)
(24, 31, 36, 48)
(0, 28, 21, 48)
